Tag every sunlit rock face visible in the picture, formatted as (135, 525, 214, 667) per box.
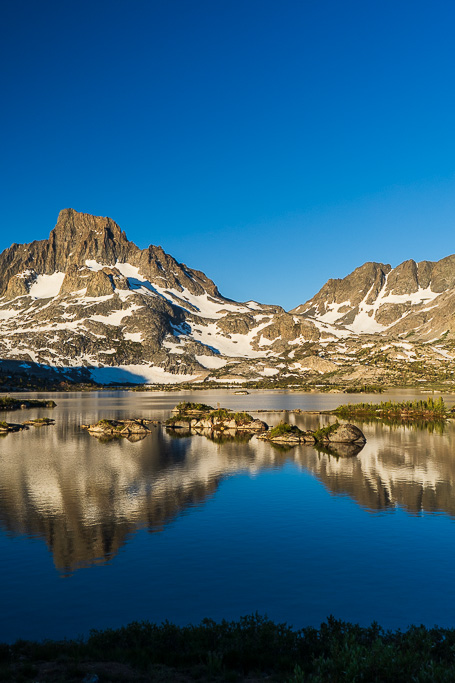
(1, 208, 455, 386)
(1, 416, 455, 571)
(292, 256, 455, 340)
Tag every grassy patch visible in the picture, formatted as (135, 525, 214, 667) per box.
(175, 402, 214, 413)
(232, 411, 253, 425)
(334, 397, 448, 420)
(313, 421, 339, 441)
(269, 422, 303, 438)
(345, 384, 383, 394)
(0, 397, 56, 411)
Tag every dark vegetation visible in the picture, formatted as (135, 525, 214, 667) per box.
(0, 396, 56, 411)
(174, 402, 214, 413)
(4, 615, 455, 681)
(170, 403, 255, 427)
(312, 421, 340, 441)
(268, 421, 340, 442)
(97, 419, 125, 432)
(344, 384, 383, 394)
(334, 397, 450, 420)
(269, 422, 303, 438)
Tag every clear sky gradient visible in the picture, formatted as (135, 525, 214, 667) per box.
(1, 0, 455, 308)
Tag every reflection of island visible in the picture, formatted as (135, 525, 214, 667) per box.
(1, 417, 455, 571)
(294, 420, 455, 515)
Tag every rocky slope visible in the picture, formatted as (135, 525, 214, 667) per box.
(293, 257, 455, 340)
(0, 209, 454, 386)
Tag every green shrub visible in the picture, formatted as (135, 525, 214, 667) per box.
(209, 408, 232, 420)
(175, 402, 213, 413)
(233, 411, 253, 425)
(313, 422, 339, 441)
(269, 423, 302, 438)
(334, 397, 447, 419)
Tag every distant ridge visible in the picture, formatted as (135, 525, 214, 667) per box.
(0, 209, 454, 386)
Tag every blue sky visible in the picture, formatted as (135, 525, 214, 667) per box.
(1, 0, 455, 309)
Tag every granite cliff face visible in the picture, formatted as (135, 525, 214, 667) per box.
(0, 209, 454, 386)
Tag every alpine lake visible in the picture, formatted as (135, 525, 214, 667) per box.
(1, 388, 455, 643)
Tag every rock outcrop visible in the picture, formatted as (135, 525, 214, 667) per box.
(82, 418, 156, 437)
(258, 421, 366, 450)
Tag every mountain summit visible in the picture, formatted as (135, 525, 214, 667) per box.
(0, 209, 454, 386)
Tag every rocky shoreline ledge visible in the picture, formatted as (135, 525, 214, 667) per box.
(0, 417, 55, 433)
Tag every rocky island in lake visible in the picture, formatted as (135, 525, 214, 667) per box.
(257, 421, 366, 446)
(166, 402, 268, 435)
(81, 418, 157, 439)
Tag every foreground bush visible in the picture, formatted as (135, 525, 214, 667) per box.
(5, 614, 455, 681)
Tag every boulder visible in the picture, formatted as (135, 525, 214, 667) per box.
(237, 419, 268, 431)
(326, 423, 366, 443)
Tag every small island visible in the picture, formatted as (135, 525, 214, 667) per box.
(81, 418, 157, 438)
(0, 396, 57, 411)
(332, 397, 451, 421)
(166, 402, 268, 433)
(0, 421, 28, 433)
(257, 421, 366, 446)
(0, 417, 55, 433)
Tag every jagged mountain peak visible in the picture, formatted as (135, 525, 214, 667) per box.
(0, 209, 454, 386)
(0, 209, 321, 383)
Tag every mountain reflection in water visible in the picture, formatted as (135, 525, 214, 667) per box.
(0, 404, 455, 573)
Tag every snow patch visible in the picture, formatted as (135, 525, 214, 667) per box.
(89, 364, 198, 384)
(29, 273, 65, 299)
(260, 367, 279, 376)
(124, 332, 143, 342)
(195, 355, 227, 369)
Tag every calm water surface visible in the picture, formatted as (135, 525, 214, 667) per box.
(1, 388, 455, 642)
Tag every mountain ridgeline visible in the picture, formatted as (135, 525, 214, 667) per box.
(0, 209, 454, 386)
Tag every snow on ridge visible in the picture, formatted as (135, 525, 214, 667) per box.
(260, 367, 279, 376)
(85, 259, 259, 319)
(381, 286, 439, 306)
(309, 270, 441, 336)
(153, 285, 254, 319)
(310, 318, 351, 339)
(317, 300, 351, 324)
(89, 304, 141, 326)
(188, 318, 273, 358)
(162, 338, 185, 355)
